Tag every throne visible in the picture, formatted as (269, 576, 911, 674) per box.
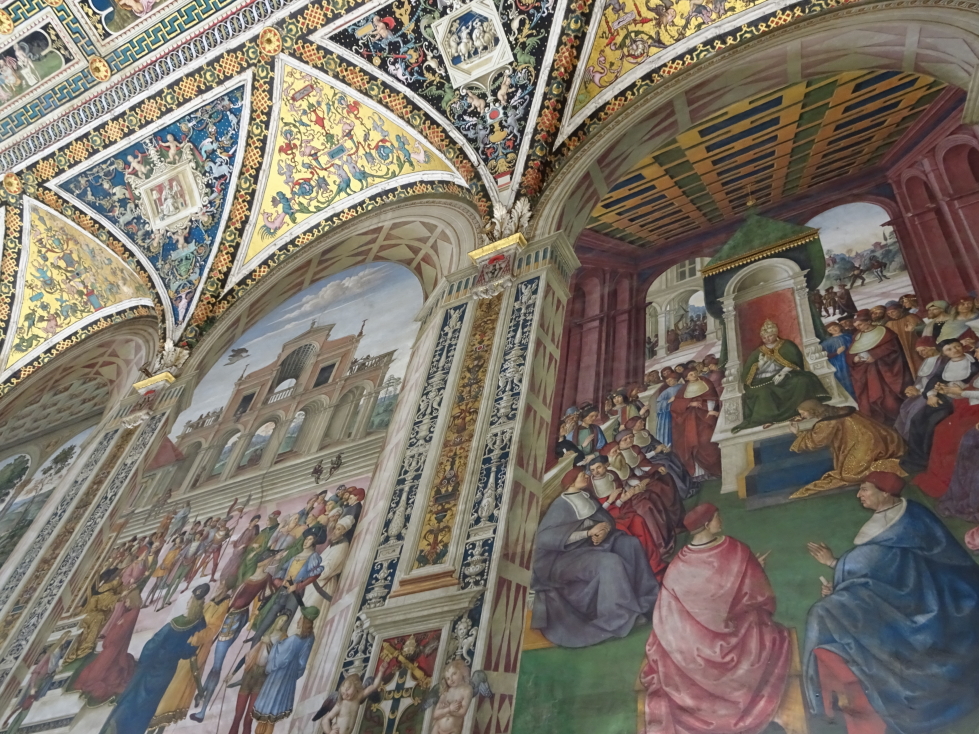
(702, 213, 854, 496)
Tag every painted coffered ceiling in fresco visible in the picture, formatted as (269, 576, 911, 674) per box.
(0, 0, 956, 392)
(588, 70, 945, 248)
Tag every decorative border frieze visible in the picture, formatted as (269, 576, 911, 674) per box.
(358, 302, 468, 612)
(0, 0, 297, 171)
(459, 276, 539, 591)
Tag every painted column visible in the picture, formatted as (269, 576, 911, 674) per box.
(183, 443, 218, 491)
(351, 387, 380, 440)
(261, 418, 292, 468)
(292, 233, 578, 734)
(221, 426, 253, 480)
(0, 373, 181, 706)
(297, 403, 333, 454)
(656, 310, 669, 357)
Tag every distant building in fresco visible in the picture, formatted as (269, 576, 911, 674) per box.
(175, 321, 394, 489)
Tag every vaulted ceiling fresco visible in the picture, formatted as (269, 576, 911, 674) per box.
(588, 70, 945, 247)
(0, 0, 959, 389)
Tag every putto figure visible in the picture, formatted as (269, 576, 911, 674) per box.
(734, 319, 830, 431)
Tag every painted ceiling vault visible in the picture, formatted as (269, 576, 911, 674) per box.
(0, 0, 955, 391)
(589, 71, 945, 247)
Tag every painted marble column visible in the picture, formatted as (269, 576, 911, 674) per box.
(291, 233, 578, 734)
(657, 310, 669, 357)
(351, 386, 381, 440)
(0, 373, 181, 707)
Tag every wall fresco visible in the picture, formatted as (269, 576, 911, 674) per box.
(0, 426, 94, 570)
(0, 263, 425, 734)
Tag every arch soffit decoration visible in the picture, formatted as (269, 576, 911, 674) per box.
(345, 378, 378, 395)
(666, 287, 704, 313)
(935, 134, 979, 164)
(899, 170, 939, 212)
(0, 318, 157, 443)
(532, 7, 979, 245)
(298, 396, 331, 414)
(934, 137, 979, 193)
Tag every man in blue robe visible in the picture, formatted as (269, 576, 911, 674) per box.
(99, 584, 209, 734)
(803, 471, 979, 734)
(820, 321, 855, 399)
(251, 606, 318, 732)
(655, 372, 684, 446)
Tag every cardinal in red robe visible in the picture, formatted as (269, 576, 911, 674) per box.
(642, 504, 792, 734)
(846, 310, 910, 424)
(670, 369, 722, 478)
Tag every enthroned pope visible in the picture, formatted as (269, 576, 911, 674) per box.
(734, 319, 829, 431)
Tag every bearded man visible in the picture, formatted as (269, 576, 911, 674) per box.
(734, 319, 829, 431)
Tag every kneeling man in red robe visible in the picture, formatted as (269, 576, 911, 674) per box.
(641, 504, 792, 734)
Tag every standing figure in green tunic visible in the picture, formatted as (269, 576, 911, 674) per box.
(733, 319, 829, 431)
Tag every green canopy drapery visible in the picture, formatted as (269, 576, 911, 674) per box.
(701, 211, 827, 367)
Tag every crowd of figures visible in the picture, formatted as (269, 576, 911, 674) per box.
(536, 286, 979, 734)
(813, 292, 979, 517)
(6, 483, 367, 734)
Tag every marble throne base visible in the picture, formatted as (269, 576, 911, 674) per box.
(715, 421, 798, 494)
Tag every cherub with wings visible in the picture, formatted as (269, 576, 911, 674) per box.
(312, 673, 383, 734)
(422, 659, 493, 734)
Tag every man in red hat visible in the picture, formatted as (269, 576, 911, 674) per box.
(642, 503, 791, 734)
(804, 471, 979, 734)
(846, 309, 910, 423)
(530, 468, 659, 648)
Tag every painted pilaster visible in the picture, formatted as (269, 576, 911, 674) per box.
(307, 232, 578, 734)
(0, 374, 181, 707)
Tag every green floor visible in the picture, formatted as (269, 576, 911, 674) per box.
(512, 479, 979, 734)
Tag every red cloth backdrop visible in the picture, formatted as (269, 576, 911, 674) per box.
(737, 289, 802, 359)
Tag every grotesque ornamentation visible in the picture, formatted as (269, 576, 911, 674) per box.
(52, 80, 249, 335)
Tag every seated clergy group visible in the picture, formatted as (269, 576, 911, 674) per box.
(535, 288, 979, 734)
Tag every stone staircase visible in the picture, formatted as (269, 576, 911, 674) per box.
(124, 432, 387, 536)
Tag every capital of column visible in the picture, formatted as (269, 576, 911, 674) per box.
(467, 233, 527, 300)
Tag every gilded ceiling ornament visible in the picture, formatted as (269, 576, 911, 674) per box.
(1, 199, 153, 381)
(0, 10, 12, 35)
(43, 0, 61, 7)
(258, 27, 282, 56)
(229, 58, 465, 288)
(50, 78, 251, 339)
(481, 197, 531, 245)
(89, 56, 111, 82)
(3, 173, 21, 195)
